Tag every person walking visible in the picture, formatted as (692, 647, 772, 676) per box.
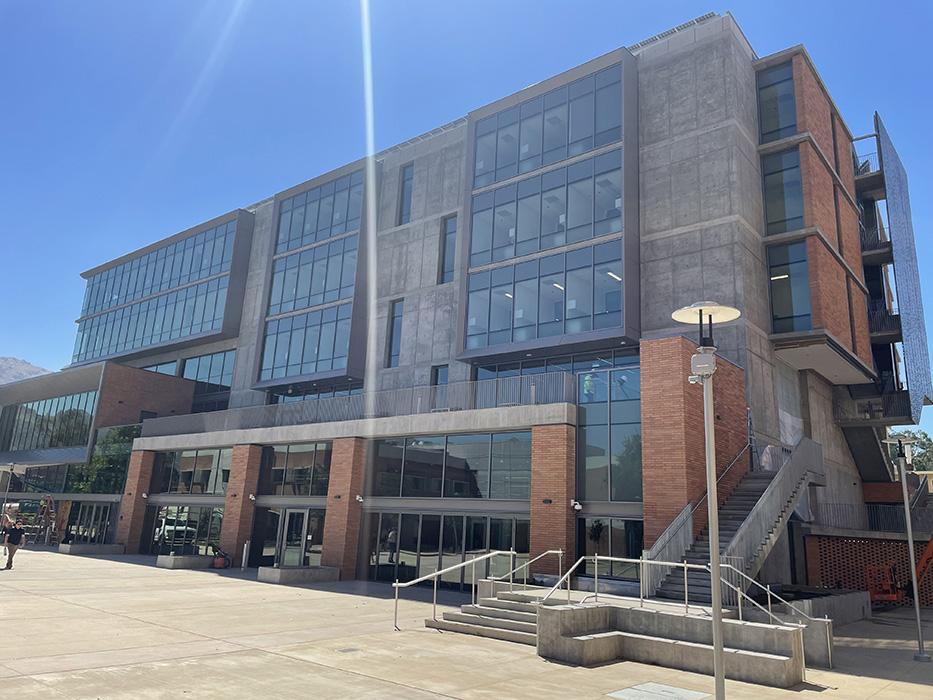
(2, 519, 26, 570)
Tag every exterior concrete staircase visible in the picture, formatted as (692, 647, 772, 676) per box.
(425, 591, 539, 645)
(656, 471, 775, 604)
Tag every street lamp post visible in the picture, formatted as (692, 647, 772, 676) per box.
(881, 436, 931, 663)
(672, 302, 741, 700)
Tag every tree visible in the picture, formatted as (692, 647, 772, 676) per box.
(888, 429, 933, 471)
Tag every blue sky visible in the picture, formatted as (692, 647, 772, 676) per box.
(1, 0, 931, 430)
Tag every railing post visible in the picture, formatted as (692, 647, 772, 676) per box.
(767, 584, 773, 620)
(394, 581, 400, 631)
(471, 560, 476, 605)
(639, 554, 644, 607)
(594, 554, 599, 603)
(558, 550, 563, 585)
(509, 551, 515, 593)
(433, 574, 438, 621)
(738, 589, 743, 621)
(683, 561, 689, 615)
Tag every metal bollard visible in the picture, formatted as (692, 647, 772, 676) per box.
(394, 581, 400, 631)
(241, 540, 250, 571)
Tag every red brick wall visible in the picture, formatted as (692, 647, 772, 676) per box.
(219, 444, 263, 566)
(530, 424, 576, 575)
(95, 363, 195, 429)
(848, 278, 873, 369)
(862, 482, 906, 504)
(805, 534, 933, 607)
(793, 55, 834, 164)
(800, 142, 837, 243)
(321, 438, 367, 579)
(807, 236, 852, 350)
(115, 450, 156, 553)
(833, 114, 856, 199)
(640, 337, 749, 547)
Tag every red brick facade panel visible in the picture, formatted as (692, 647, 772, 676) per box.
(805, 533, 933, 607)
(115, 450, 156, 554)
(640, 337, 749, 547)
(800, 142, 838, 245)
(219, 444, 263, 566)
(862, 482, 906, 504)
(530, 424, 576, 575)
(807, 236, 852, 351)
(833, 114, 856, 200)
(793, 55, 834, 164)
(836, 191, 863, 280)
(848, 278, 873, 370)
(95, 363, 195, 429)
(321, 438, 367, 579)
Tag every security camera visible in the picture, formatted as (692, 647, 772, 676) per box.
(248, 494, 256, 502)
(355, 495, 364, 503)
(688, 375, 701, 385)
(570, 499, 583, 512)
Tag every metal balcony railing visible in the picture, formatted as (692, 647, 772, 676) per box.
(812, 502, 933, 534)
(832, 389, 911, 425)
(867, 300, 901, 335)
(854, 150, 880, 176)
(859, 226, 891, 252)
(141, 372, 577, 437)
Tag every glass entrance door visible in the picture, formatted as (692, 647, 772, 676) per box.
(280, 509, 306, 567)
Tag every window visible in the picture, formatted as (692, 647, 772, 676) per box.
(466, 240, 622, 349)
(438, 216, 457, 284)
(578, 517, 643, 578)
(268, 235, 357, 315)
(763, 149, 803, 235)
(257, 442, 332, 496)
(72, 277, 230, 364)
(769, 242, 812, 333)
(758, 63, 796, 143)
(80, 219, 235, 317)
(275, 170, 364, 254)
(366, 432, 532, 500)
(386, 300, 404, 368)
(259, 303, 352, 381)
(154, 448, 231, 495)
(473, 64, 622, 188)
(182, 350, 235, 395)
(431, 365, 448, 387)
(470, 149, 621, 266)
(398, 163, 414, 225)
(151, 505, 223, 556)
(0, 390, 98, 453)
(141, 361, 177, 376)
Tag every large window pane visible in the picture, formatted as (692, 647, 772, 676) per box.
(758, 63, 796, 143)
(578, 425, 609, 501)
(610, 423, 642, 502)
(369, 439, 404, 496)
(763, 149, 803, 234)
(444, 434, 491, 498)
(769, 242, 812, 332)
(490, 432, 531, 499)
(401, 436, 444, 497)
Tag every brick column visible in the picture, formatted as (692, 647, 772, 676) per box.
(116, 450, 156, 553)
(640, 336, 749, 547)
(220, 444, 263, 567)
(321, 437, 367, 579)
(530, 424, 576, 575)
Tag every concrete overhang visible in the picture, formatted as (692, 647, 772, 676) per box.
(134, 403, 576, 452)
(771, 330, 875, 386)
(0, 363, 103, 407)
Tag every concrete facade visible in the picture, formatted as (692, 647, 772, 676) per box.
(2, 11, 927, 612)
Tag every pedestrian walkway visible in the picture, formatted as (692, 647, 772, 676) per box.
(0, 550, 929, 698)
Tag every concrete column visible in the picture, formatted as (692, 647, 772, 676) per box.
(116, 450, 156, 554)
(321, 437, 367, 579)
(640, 336, 749, 547)
(219, 444, 263, 566)
(530, 424, 576, 576)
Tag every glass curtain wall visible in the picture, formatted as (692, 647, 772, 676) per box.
(363, 512, 529, 588)
(154, 448, 232, 495)
(0, 390, 98, 452)
(257, 442, 332, 497)
(150, 505, 224, 556)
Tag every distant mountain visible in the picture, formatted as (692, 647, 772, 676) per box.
(0, 357, 49, 385)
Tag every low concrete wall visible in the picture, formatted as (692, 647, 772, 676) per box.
(775, 588, 871, 625)
(537, 603, 806, 688)
(156, 555, 214, 570)
(745, 608, 833, 669)
(58, 543, 125, 556)
(257, 566, 340, 585)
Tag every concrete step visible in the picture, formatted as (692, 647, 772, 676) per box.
(460, 604, 537, 623)
(425, 617, 537, 645)
(477, 597, 539, 614)
(495, 591, 544, 604)
(443, 611, 537, 634)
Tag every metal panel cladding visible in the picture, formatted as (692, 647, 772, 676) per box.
(876, 113, 933, 423)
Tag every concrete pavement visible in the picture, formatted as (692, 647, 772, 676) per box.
(0, 549, 929, 698)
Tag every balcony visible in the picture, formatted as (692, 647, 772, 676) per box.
(859, 226, 893, 265)
(812, 501, 933, 535)
(141, 373, 577, 438)
(867, 300, 901, 340)
(852, 136, 885, 199)
(833, 387, 911, 427)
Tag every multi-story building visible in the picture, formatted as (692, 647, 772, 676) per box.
(1, 12, 929, 599)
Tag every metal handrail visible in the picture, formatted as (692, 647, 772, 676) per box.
(493, 549, 563, 592)
(392, 549, 515, 630)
